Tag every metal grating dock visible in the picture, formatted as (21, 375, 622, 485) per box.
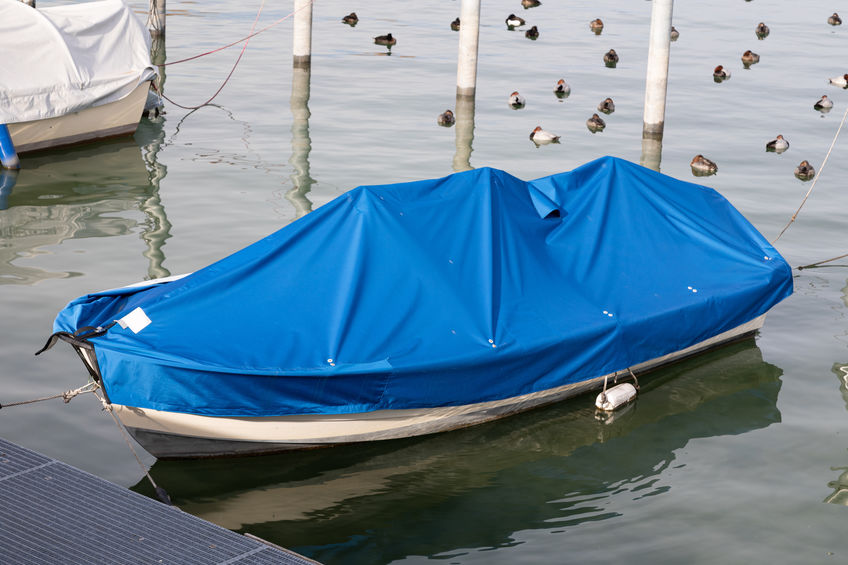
(0, 437, 318, 565)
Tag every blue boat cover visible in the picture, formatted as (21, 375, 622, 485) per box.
(52, 157, 793, 417)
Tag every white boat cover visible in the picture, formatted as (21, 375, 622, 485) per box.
(0, 0, 156, 124)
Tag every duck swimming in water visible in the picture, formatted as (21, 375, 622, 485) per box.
(756, 22, 769, 38)
(741, 50, 760, 66)
(505, 13, 525, 28)
(766, 134, 789, 153)
(590, 19, 603, 34)
(794, 160, 815, 181)
(586, 113, 606, 133)
(603, 49, 619, 66)
(554, 79, 571, 98)
(690, 155, 718, 176)
(670, 26, 679, 41)
(342, 12, 358, 26)
(829, 12, 842, 26)
(525, 25, 539, 39)
(437, 109, 455, 127)
(451, 18, 460, 31)
(597, 97, 615, 114)
(522, 0, 541, 8)
(713, 65, 731, 81)
(814, 95, 834, 111)
(529, 126, 560, 145)
(829, 74, 848, 88)
(374, 33, 396, 47)
(508, 91, 526, 109)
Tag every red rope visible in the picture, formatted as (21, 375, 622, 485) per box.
(155, 1, 311, 110)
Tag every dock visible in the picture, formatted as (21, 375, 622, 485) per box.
(0, 437, 317, 564)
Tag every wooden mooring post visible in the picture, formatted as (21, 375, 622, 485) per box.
(642, 0, 673, 141)
(640, 0, 674, 171)
(148, 0, 165, 36)
(293, 0, 313, 69)
(456, 0, 481, 98)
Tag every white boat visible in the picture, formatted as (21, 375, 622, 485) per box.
(0, 0, 156, 155)
(42, 157, 793, 459)
(109, 315, 765, 459)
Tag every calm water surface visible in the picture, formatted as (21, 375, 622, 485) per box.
(3, 1, 848, 563)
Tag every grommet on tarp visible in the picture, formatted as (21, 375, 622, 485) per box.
(0, 125, 21, 170)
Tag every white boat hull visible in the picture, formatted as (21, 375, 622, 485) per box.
(110, 315, 766, 459)
(8, 82, 150, 154)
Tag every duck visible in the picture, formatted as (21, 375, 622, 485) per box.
(521, 0, 541, 8)
(450, 17, 460, 31)
(670, 26, 679, 41)
(342, 12, 358, 25)
(603, 49, 619, 65)
(829, 74, 848, 88)
(597, 97, 615, 114)
(509, 91, 526, 108)
(756, 22, 769, 38)
(529, 126, 560, 144)
(437, 109, 455, 126)
(814, 95, 834, 110)
(828, 12, 842, 26)
(374, 33, 396, 47)
(713, 65, 731, 81)
(525, 25, 539, 39)
(554, 79, 571, 97)
(741, 50, 760, 65)
(586, 113, 606, 132)
(505, 13, 525, 28)
(690, 155, 718, 175)
(794, 160, 815, 180)
(590, 19, 604, 33)
(765, 134, 789, 153)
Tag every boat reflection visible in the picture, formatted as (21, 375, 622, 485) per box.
(136, 340, 781, 563)
(0, 118, 170, 285)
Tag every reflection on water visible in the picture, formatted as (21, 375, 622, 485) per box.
(825, 361, 848, 505)
(287, 66, 314, 219)
(0, 119, 170, 285)
(135, 340, 781, 564)
(453, 95, 475, 173)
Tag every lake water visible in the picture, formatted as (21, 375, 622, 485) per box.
(3, 0, 848, 563)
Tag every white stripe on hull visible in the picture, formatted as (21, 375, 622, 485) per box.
(116, 316, 765, 458)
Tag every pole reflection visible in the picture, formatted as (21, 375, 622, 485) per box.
(453, 94, 475, 173)
(286, 66, 314, 219)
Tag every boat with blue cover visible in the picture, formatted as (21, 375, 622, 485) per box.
(39, 156, 793, 458)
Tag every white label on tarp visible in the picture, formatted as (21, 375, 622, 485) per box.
(117, 307, 151, 334)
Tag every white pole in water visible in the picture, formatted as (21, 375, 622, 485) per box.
(148, 0, 166, 36)
(293, 0, 313, 69)
(456, 0, 481, 98)
(642, 0, 674, 139)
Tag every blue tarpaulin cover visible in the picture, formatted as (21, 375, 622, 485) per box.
(53, 157, 793, 417)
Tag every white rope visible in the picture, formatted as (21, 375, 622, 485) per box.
(0, 381, 98, 409)
(773, 103, 848, 243)
(95, 390, 172, 505)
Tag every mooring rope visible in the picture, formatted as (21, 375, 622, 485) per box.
(94, 390, 172, 506)
(797, 252, 848, 270)
(154, 0, 313, 111)
(0, 381, 98, 410)
(773, 103, 848, 244)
